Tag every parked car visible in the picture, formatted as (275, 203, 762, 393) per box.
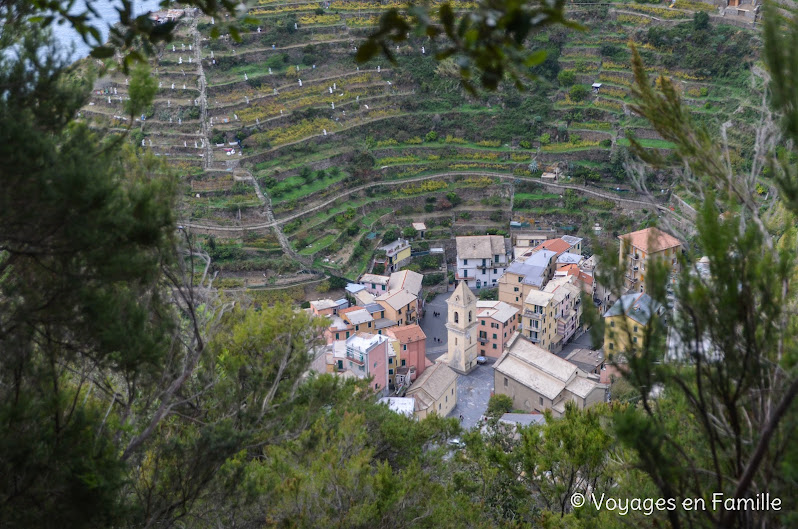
(447, 438, 465, 449)
(476, 356, 487, 365)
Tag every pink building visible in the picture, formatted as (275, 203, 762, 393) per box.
(359, 273, 391, 296)
(345, 333, 390, 395)
(476, 301, 520, 358)
(386, 324, 428, 385)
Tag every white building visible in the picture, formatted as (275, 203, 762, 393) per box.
(455, 235, 510, 289)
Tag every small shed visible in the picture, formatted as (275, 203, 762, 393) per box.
(591, 82, 602, 94)
(411, 222, 427, 238)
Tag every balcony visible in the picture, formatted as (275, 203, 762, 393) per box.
(478, 336, 489, 344)
(524, 309, 544, 320)
(527, 333, 541, 343)
(346, 349, 365, 365)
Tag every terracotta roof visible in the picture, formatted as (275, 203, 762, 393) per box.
(619, 227, 681, 254)
(339, 305, 365, 315)
(386, 324, 427, 343)
(533, 238, 571, 255)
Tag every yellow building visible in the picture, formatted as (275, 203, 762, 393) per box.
(378, 238, 412, 273)
(406, 360, 458, 419)
(376, 289, 418, 326)
(521, 276, 582, 353)
(618, 227, 682, 293)
(603, 292, 663, 356)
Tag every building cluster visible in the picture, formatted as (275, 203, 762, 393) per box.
(306, 225, 686, 421)
(310, 268, 428, 394)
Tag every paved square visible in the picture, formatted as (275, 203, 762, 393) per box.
(447, 359, 496, 430)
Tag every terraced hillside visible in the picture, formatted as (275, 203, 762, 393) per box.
(81, 0, 766, 287)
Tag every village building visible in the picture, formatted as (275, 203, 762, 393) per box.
(564, 348, 605, 376)
(618, 227, 682, 294)
(378, 238, 412, 273)
(603, 292, 664, 356)
(521, 275, 582, 353)
(498, 249, 558, 308)
(386, 324, 429, 387)
(455, 235, 510, 289)
(359, 273, 390, 296)
(378, 397, 416, 417)
(411, 222, 427, 238)
(342, 333, 391, 395)
(493, 334, 607, 417)
(376, 288, 418, 326)
(475, 300, 520, 358)
(406, 360, 458, 419)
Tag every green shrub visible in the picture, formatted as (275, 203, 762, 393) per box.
(569, 84, 590, 102)
(558, 69, 576, 87)
(486, 394, 514, 418)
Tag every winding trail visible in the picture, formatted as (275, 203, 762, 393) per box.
(181, 171, 692, 233)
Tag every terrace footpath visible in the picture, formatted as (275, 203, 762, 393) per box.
(180, 172, 693, 233)
(192, 14, 213, 169)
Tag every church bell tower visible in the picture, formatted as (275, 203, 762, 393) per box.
(446, 280, 478, 374)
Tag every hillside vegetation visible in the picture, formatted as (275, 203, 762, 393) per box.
(81, 0, 764, 282)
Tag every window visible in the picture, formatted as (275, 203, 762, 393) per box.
(451, 388, 454, 395)
(518, 276, 522, 283)
(439, 403, 442, 410)
(481, 320, 485, 325)
(389, 369, 394, 375)
(372, 283, 376, 289)
(445, 396, 448, 403)
(401, 359, 406, 366)
(610, 321, 615, 328)
(337, 360, 343, 369)
(382, 285, 386, 290)
(389, 358, 393, 365)
(504, 377, 508, 387)
(514, 287, 519, 292)
(633, 336, 638, 343)
(492, 344, 497, 349)
(463, 259, 468, 265)
(374, 361, 377, 368)
(368, 321, 372, 328)
(493, 269, 497, 274)
(454, 312, 459, 323)
(539, 397, 544, 406)
(402, 344, 407, 351)
(493, 333, 497, 339)
(468, 311, 472, 323)
(482, 268, 486, 275)
(346, 331, 350, 338)
(609, 343, 614, 350)
(375, 383, 379, 390)
(398, 308, 402, 315)
(455, 338, 458, 345)
(634, 325, 638, 333)
(335, 333, 340, 340)
(482, 258, 486, 266)
(494, 254, 499, 262)
(463, 270, 468, 277)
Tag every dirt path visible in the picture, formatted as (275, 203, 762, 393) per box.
(181, 171, 689, 234)
(192, 15, 213, 169)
